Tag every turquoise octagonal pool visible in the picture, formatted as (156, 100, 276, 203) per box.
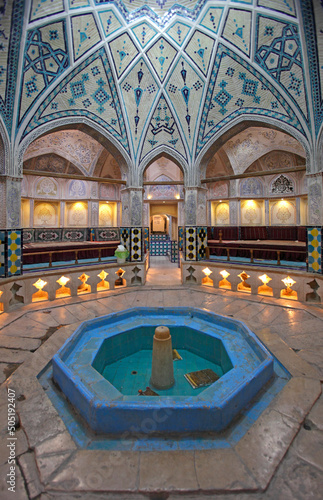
(52, 307, 274, 434)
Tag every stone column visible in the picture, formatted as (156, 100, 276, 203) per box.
(307, 173, 323, 225)
(296, 197, 301, 225)
(229, 200, 239, 226)
(0, 177, 22, 277)
(0, 177, 22, 228)
(29, 199, 34, 227)
(59, 201, 65, 227)
(184, 187, 198, 225)
(89, 201, 99, 227)
(196, 187, 207, 225)
(264, 199, 270, 226)
(120, 187, 143, 226)
(142, 201, 149, 227)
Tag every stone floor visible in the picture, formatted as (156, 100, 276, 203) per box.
(0, 258, 322, 499)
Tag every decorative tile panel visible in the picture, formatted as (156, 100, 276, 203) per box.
(62, 228, 87, 242)
(165, 57, 204, 153)
(34, 228, 62, 242)
(140, 95, 187, 164)
(19, 20, 69, 124)
(95, 227, 120, 241)
(307, 227, 322, 274)
(130, 227, 142, 262)
(222, 9, 252, 57)
(98, 10, 122, 38)
(23, 49, 130, 155)
(131, 22, 157, 48)
(196, 44, 304, 158)
(184, 29, 215, 77)
(109, 32, 139, 79)
(30, 0, 65, 23)
(0, 231, 5, 277)
(120, 227, 130, 252)
(185, 226, 197, 261)
(7, 230, 22, 277)
(146, 36, 178, 82)
(71, 14, 101, 61)
(178, 226, 184, 251)
(144, 227, 149, 253)
(200, 7, 224, 35)
(255, 15, 308, 119)
(166, 22, 191, 47)
(197, 226, 207, 260)
(22, 229, 35, 244)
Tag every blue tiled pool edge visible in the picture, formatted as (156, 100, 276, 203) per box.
(51, 307, 275, 434)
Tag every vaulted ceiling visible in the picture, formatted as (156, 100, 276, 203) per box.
(0, 0, 322, 178)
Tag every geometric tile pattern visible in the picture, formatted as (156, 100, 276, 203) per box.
(184, 29, 215, 77)
(69, 1, 90, 9)
(150, 240, 170, 256)
(146, 37, 178, 82)
(121, 59, 159, 156)
(196, 44, 304, 157)
(222, 9, 252, 57)
(19, 21, 69, 123)
(200, 7, 224, 35)
(130, 227, 142, 262)
(140, 95, 187, 164)
(178, 226, 184, 252)
(166, 22, 191, 47)
(71, 14, 101, 61)
(165, 57, 204, 153)
(131, 22, 157, 48)
(120, 227, 130, 253)
(144, 227, 149, 253)
(185, 226, 197, 261)
(98, 10, 122, 38)
(307, 227, 322, 273)
(0, 230, 5, 277)
(170, 240, 178, 263)
(7, 230, 22, 277)
(300, 0, 323, 132)
(109, 33, 139, 79)
(255, 16, 308, 118)
(257, 0, 296, 17)
(101, 0, 208, 28)
(197, 226, 207, 261)
(29, 0, 65, 23)
(23, 49, 130, 154)
(0, 0, 16, 130)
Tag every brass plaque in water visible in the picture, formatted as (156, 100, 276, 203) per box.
(184, 369, 219, 389)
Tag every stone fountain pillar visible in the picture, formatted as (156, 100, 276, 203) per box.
(150, 326, 175, 390)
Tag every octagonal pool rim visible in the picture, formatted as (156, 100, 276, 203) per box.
(52, 307, 274, 434)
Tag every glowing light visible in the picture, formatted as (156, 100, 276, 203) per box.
(220, 270, 230, 279)
(202, 267, 212, 277)
(98, 270, 108, 280)
(78, 273, 89, 284)
(147, 194, 152, 200)
(238, 271, 250, 281)
(106, 201, 109, 203)
(219, 200, 222, 203)
(57, 276, 70, 287)
(282, 276, 296, 290)
(33, 278, 47, 291)
(259, 274, 272, 285)
(175, 194, 180, 199)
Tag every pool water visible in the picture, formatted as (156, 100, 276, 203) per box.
(101, 348, 225, 397)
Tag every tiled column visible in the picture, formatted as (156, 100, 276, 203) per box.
(0, 177, 22, 277)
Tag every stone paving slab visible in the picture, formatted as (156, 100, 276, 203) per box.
(0, 286, 322, 498)
(48, 451, 140, 491)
